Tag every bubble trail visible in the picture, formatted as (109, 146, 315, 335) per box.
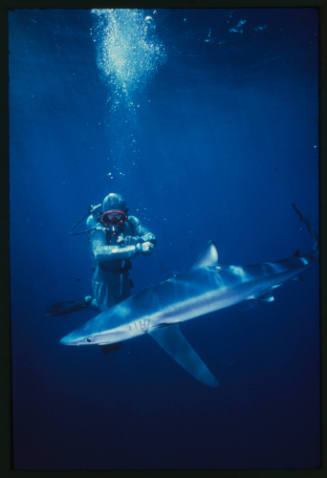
(91, 9, 166, 108)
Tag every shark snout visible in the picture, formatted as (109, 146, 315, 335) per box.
(60, 331, 90, 346)
(60, 334, 75, 345)
(60, 329, 98, 346)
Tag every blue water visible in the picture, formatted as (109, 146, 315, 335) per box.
(9, 8, 319, 469)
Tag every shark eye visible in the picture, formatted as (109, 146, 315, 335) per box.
(86, 337, 92, 343)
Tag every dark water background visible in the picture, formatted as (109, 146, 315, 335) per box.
(9, 8, 319, 469)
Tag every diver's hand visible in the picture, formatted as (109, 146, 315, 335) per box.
(137, 241, 154, 255)
(116, 234, 125, 244)
(141, 241, 154, 255)
(123, 235, 134, 245)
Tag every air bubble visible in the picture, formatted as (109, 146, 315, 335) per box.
(91, 9, 166, 106)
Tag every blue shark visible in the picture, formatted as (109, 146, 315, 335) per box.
(60, 205, 318, 387)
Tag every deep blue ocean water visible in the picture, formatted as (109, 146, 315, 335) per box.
(9, 8, 319, 469)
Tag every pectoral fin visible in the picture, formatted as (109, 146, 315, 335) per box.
(149, 325, 219, 388)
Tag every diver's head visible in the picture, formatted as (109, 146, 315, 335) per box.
(100, 193, 128, 235)
(102, 193, 128, 213)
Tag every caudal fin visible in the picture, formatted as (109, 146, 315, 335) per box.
(291, 203, 318, 258)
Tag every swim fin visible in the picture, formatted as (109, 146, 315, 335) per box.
(45, 299, 90, 317)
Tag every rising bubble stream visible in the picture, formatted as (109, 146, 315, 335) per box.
(91, 9, 166, 108)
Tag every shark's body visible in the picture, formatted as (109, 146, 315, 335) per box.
(61, 210, 318, 387)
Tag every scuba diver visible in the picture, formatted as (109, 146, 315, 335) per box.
(46, 193, 156, 317)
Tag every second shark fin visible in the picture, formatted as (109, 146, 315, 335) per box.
(193, 241, 219, 268)
(247, 290, 276, 302)
(149, 324, 219, 388)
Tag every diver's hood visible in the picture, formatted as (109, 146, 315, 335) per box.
(102, 193, 127, 213)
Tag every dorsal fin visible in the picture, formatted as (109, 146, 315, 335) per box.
(193, 241, 219, 268)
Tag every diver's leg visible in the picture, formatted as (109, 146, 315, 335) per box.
(45, 295, 94, 317)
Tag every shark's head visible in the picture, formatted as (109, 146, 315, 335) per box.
(60, 324, 130, 346)
(60, 302, 145, 346)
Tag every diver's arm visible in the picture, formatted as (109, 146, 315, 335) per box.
(90, 228, 142, 264)
(127, 216, 157, 245)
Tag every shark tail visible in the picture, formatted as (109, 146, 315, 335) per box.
(291, 203, 319, 259)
